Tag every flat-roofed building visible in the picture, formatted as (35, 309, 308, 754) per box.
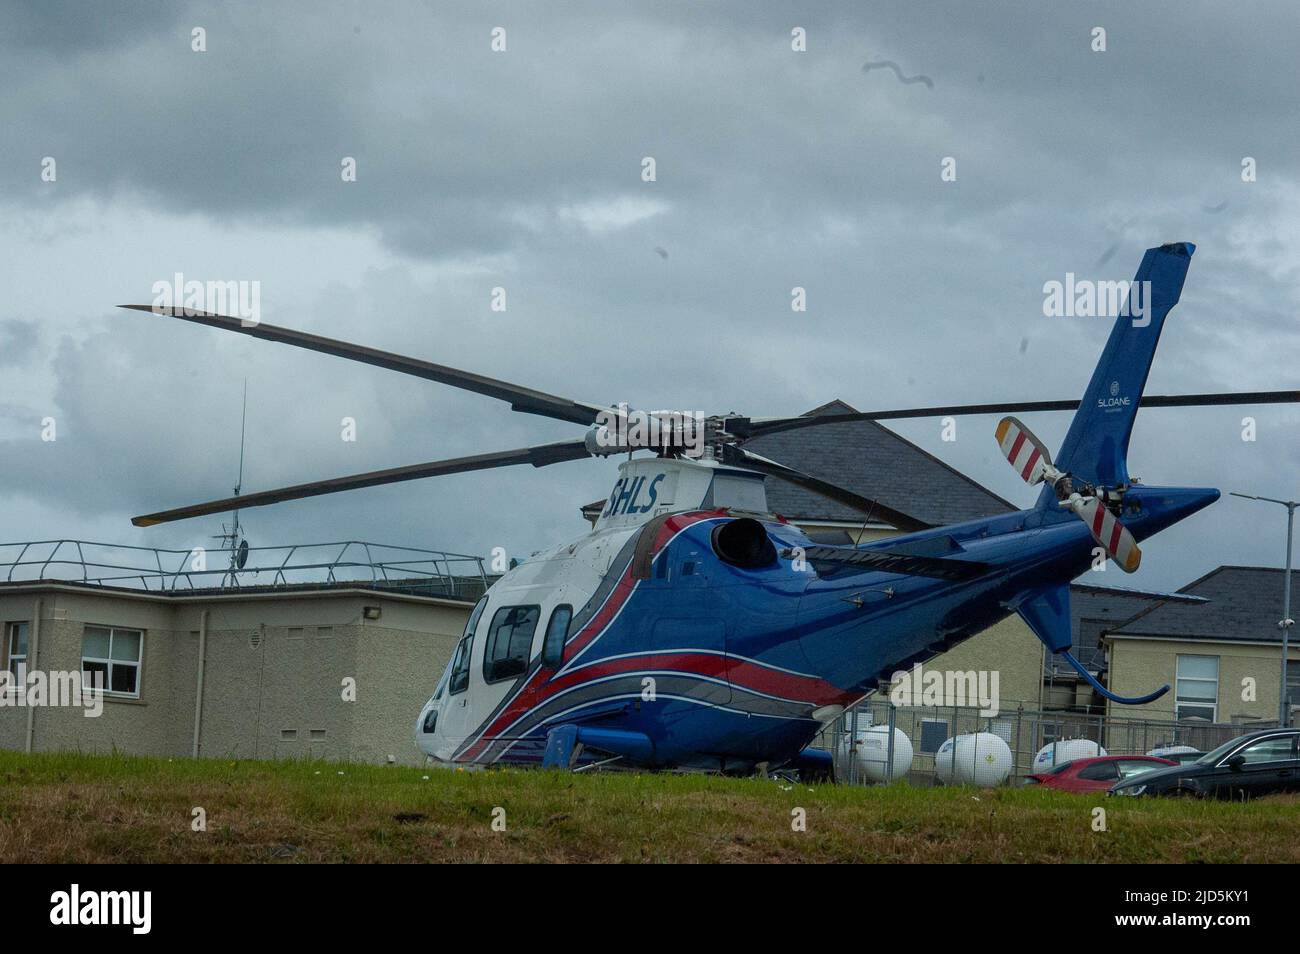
(0, 541, 485, 765)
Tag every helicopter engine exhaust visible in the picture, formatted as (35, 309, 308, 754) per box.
(710, 517, 777, 569)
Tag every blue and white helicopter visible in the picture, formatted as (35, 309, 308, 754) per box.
(123, 243, 1296, 775)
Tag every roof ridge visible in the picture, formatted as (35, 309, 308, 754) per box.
(800, 397, 1016, 516)
(863, 418, 1018, 514)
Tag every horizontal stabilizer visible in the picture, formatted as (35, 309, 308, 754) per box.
(878, 534, 967, 557)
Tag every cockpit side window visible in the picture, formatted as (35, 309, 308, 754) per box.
(541, 605, 572, 669)
(463, 596, 488, 639)
(482, 605, 540, 683)
(448, 634, 473, 695)
(432, 666, 450, 701)
(444, 596, 487, 697)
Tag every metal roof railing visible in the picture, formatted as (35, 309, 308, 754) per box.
(0, 539, 490, 602)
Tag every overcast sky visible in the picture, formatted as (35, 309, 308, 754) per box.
(2, 1, 1299, 592)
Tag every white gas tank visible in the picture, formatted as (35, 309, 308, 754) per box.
(1032, 738, 1106, 773)
(840, 724, 913, 783)
(935, 732, 1013, 786)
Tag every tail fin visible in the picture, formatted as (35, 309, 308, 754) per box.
(1051, 242, 1195, 488)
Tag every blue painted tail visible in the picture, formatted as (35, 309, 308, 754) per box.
(1049, 242, 1195, 490)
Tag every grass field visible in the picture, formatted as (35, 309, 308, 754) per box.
(2, 750, 1298, 863)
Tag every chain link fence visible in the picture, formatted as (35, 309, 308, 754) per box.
(823, 698, 1277, 786)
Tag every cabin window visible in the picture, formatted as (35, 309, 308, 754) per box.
(447, 634, 474, 695)
(541, 605, 572, 668)
(483, 605, 540, 683)
(81, 625, 143, 697)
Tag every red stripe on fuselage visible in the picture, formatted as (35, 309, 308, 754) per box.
(458, 509, 729, 761)
(475, 651, 854, 758)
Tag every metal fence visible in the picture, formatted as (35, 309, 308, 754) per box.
(0, 539, 490, 601)
(826, 698, 1279, 786)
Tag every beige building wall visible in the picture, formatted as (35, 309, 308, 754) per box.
(1106, 636, 1300, 725)
(0, 586, 470, 765)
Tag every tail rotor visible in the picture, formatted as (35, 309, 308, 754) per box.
(996, 416, 1142, 573)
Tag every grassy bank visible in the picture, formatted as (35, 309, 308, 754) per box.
(1, 750, 1297, 863)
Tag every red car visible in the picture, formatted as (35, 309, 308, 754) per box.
(1024, 755, 1177, 793)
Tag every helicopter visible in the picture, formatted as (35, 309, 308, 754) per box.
(121, 242, 1299, 775)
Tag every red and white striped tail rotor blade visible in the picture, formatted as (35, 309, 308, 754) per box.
(995, 416, 1055, 486)
(1073, 496, 1142, 573)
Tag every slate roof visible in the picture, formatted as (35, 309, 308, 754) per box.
(1047, 583, 1206, 678)
(1107, 566, 1295, 645)
(744, 400, 1016, 527)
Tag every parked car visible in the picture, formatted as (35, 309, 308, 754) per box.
(1144, 745, 1205, 765)
(1110, 728, 1300, 799)
(1023, 755, 1176, 793)
(1156, 750, 1205, 765)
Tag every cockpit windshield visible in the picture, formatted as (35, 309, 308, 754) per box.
(433, 596, 488, 701)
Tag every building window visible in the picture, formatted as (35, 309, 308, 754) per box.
(541, 605, 572, 668)
(919, 719, 948, 754)
(5, 622, 29, 679)
(82, 626, 143, 697)
(482, 605, 540, 683)
(1287, 660, 1300, 711)
(1175, 654, 1218, 722)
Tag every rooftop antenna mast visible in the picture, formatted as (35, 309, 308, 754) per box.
(215, 379, 250, 586)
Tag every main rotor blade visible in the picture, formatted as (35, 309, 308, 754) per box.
(732, 390, 1300, 439)
(132, 440, 592, 527)
(118, 305, 606, 427)
(722, 446, 928, 532)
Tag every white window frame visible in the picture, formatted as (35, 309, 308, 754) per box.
(5, 621, 29, 680)
(1175, 654, 1219, 722)
(82, 626, 144, 698)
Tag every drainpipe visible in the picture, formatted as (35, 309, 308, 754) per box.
(192, 609, 208, 758)
(24, 598, 42, 753)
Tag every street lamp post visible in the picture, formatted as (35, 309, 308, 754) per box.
(1230, 493, 1296, 728)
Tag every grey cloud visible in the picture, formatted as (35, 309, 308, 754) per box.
(0, 319, 40, 367)
(2, 1, 1300, 590)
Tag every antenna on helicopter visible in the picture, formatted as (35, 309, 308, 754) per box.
(214, 379, 251, 587)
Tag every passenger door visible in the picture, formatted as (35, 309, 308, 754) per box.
(435, 596, 488, 752)
(1219, 735, 1297, 798)
(437, 632, 476, 749)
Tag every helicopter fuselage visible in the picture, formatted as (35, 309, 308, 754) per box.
(414, 455, 1216, 772)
